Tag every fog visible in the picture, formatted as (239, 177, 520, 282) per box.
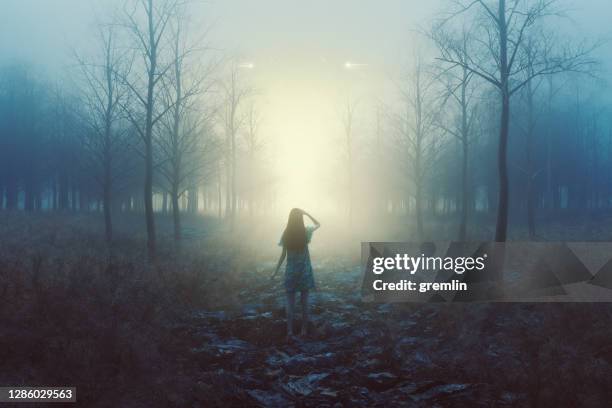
(1, 0, 612, 252)
(5, 3, 612, 405)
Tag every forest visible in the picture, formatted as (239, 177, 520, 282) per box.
(1, 0, 612, 406)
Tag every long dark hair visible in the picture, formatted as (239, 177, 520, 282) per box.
(281, 208, 307, 251)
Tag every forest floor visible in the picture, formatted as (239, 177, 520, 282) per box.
(2, 212, 612, 407)
(184, 262, 612, 407)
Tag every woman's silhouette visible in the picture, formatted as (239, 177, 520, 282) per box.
(273, 208, 320, 342)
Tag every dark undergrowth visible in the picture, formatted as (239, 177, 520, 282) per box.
(0, 212, 252, 407)
(2, 212, 612, 407)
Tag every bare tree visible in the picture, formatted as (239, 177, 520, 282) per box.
(243, 102, 264, 216)
(220, 62, 251, 224)
(341, 98, 357, 223)
(156, 17, 217, 240)
(49, 86, 78, 212)
(76, 26, 129, 242)
(393, 56, 441, 239)
(513, 37, 548, 238)
(119, 0, 182, 256)
(434, 0, 596, 241)
(434, 29, 480, 240)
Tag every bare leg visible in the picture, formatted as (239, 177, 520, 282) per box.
(300, 290, 309, 336)
(286, 291, 296, 339)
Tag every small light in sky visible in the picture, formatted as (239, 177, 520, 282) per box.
(344, 61, 367, 69)
(239, 62, 255, 69)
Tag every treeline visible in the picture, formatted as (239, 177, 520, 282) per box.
(0, 0, 610, 250)
(363, 81, 610, 238)
(336, 0, 605, 241)
(0, 0, 274, 254)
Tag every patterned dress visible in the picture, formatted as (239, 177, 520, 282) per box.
(279, 226, 316, 293)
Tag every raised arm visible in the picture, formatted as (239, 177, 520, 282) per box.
(302, 210, 321, 231)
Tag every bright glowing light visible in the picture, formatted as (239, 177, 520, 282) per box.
(344, 61, 367, 69)
(241, 55, 382, 218)
(239, 62, 255, 69)
(266, 79, 340, 214)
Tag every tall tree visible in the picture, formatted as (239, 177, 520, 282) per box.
(157, 17, 216, 240)
(243, 102, 263, 216)
(394, 55, 441, 239)
(435, 0, 596, 241)
(220, 62, 250, 224)
(76, 26, 129, 242)
(434, 29, 479, 240)
(341, 98, 357, 224)
(516, 38, 545, 238)
(120, 0, 181, 256)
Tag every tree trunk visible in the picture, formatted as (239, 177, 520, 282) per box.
(415, 181, 424, 239)
(495, 0, 509, 243)
(103, 158, 113, 242)
(225, 156, 231, 218)
(144, 0, 157, 258)
(348, 147, 353, 224)
(172, 187, 181, 241)
(231, 129, 237, 222)
(218, 165, 223, 218)
(414, 71, 425, 239)
(144, 137, 156, 256)
(69, 184, 76, 211)
(80, 190, 88, 212)
(5, 179, 17, 210)
(59, 172, 69, 210)
(459, 140, 468, 240)
(458, 70, 469, 241)
(162, 192, 168, 214)
(51, 177, 57, 210)
(24, 177, 35, 212)
(526, 80, 536, 239)
(495, 90, 510, 242)
(188, 187, 198, 213)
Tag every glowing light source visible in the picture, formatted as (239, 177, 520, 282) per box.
(239, 62, 255, 69)
(265, 78, 340, 215)
(344, 61, 367, 69)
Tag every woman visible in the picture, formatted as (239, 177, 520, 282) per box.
(273, 208, 320, 342)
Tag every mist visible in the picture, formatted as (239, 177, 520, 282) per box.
(4, 1, 612, 406)
(1, 0, 611, 251)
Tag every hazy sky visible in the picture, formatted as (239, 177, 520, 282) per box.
(1, 0, 610, 213)
(1, 0, 609, 70)
(0, 0, 429, 70)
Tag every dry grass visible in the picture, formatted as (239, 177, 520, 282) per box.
(0, 212, 250, 407)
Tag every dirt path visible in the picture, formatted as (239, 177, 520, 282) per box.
(180, 259, 524, 407)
